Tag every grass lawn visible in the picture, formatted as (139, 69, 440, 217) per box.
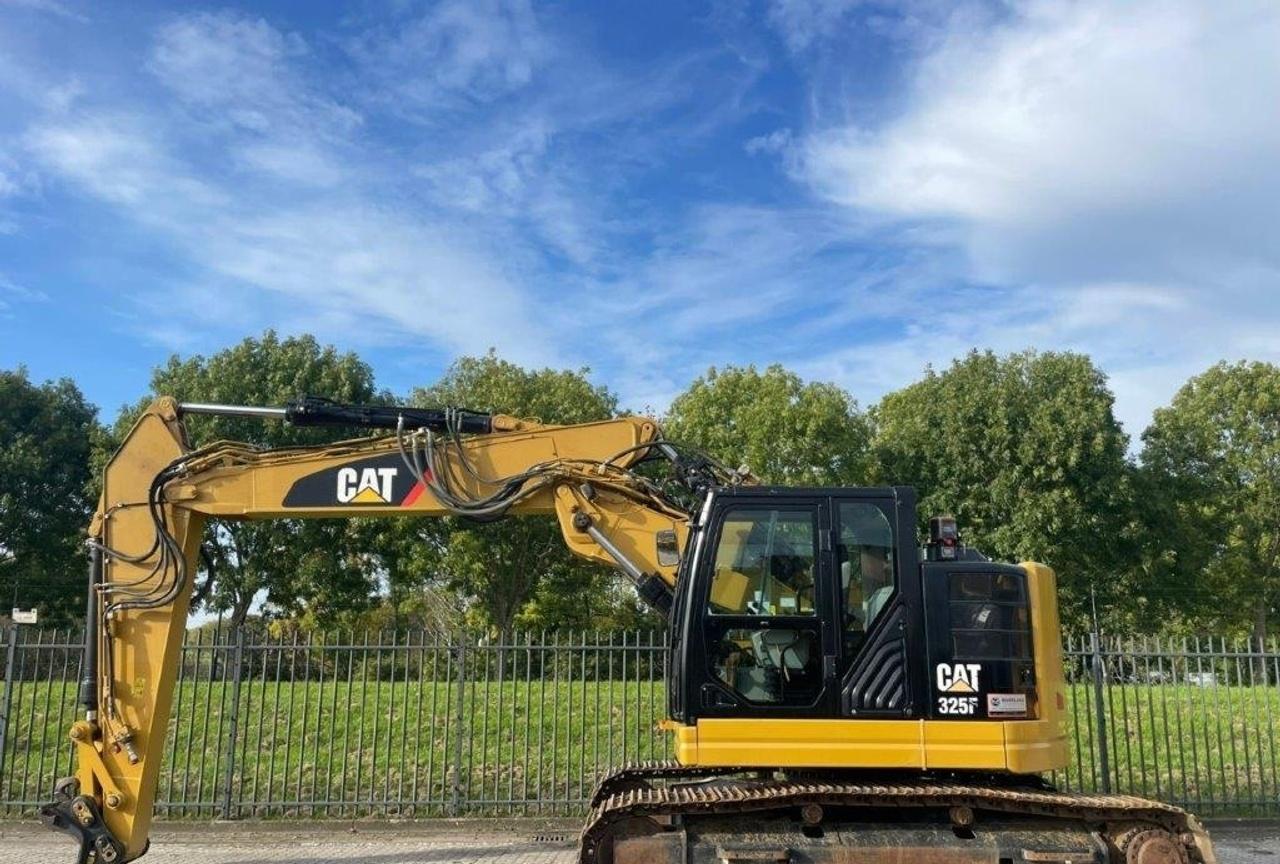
(5, 674, 1279, 818)
(1, 675, 669, 818)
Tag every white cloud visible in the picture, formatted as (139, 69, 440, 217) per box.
(804, 1, 1280, 278)
(0, 0, 86, 23)
(235, 141, 345, 187)
(0, 273, 47, 316)
(14, 0, 1265, 443)
(745, 127, 792, 156)
(27, 111, 557, 364)
(797, 0, 1280, 436)
(22, 2, 567, 370)
(765, 0, 961, 57)
(574, 202, 891, 412)
(0, 272, 45, 301)
(44, 77, 83, 113)
(148, 10, 361, 189)
(28, 115, 226, 207)
(344, 0, 549, 115)
(0, 148, 35, 199)
(767, 0, 864, 52)
(413, 117, 552, 213)
(14, 5, 773, 392)
(153, 13, 311, 118)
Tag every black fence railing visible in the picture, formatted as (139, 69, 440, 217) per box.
(1, 626, 1277, 818)
(1055, 633, 1280, 816)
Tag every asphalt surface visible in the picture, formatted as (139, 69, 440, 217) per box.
(2, 820, 1275, 863)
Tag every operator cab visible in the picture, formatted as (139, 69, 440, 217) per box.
(667, 486, 1039, 725)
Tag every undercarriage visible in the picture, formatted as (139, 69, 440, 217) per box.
(582, 763, 1216, 864)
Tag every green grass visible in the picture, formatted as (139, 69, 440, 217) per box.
(5, 678, 1279, 818)
(1056, 682, 1280, 816)
(1, 676, 669, 818)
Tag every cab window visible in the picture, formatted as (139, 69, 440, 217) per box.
(950, 572, 1032, 660)
(707, 508, 817, 616)
(837, 503, 895, 650)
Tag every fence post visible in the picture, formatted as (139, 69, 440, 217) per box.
(220, 627, 246, 819)
(1090, 630, 1111, 793)
(450, 635, 468, 817)
(0, 625, 18, 789)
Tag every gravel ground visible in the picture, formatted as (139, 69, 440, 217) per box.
(2, 819, 1275, 863)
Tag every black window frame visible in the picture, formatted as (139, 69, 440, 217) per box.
(694, 498, 834, 717)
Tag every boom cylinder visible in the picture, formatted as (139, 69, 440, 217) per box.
(178, 398, 496, 433)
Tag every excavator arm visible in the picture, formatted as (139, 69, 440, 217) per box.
(41, 396, 709, 863)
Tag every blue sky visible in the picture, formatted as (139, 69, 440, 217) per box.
(0, 0, 1277, 439)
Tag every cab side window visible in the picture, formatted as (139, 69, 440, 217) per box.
(837, 503, 896, 653)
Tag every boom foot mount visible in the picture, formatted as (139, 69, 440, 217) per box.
(39, 778, 126, 864)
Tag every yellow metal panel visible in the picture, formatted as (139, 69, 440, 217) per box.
(1020, 561, 1070, 773)
(674, 723, 699, 764)
(186, 415, 659, 519)
(681, 719, 926, 768)
(1004, 719, 1070, 773)
(922, 721, 1006, 770)
(674, 716, 1063, 773)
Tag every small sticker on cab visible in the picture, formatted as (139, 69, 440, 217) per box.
(987, 693, 1028, 717)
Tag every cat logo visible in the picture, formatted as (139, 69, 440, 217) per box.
(936, 662, 982, 694)
(337, 466, 399, 504)
(283, 455, 424, 508)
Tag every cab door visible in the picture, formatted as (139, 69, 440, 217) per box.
(693, 498, 838, 717)
(833, 489, 923, 717)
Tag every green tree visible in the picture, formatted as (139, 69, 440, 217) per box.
(398, 352, 654, 633)
(0, 368, 100, 624)
(664, 364, 871, 485)
(113, 332, 383, 628)
(1140, 361, 1280, 640)
(871, 350, 1135, 628)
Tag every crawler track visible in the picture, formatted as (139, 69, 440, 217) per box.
(580, 767, 1215, 864)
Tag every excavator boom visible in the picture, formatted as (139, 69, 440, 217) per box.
(41, 397, 701, 863)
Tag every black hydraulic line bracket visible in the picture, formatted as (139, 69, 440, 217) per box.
(39, 777, 126, 864)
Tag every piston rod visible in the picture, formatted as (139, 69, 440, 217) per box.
(178, 403, 287, 419)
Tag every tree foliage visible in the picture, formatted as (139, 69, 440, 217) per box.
(871, 350, 1135, 627)
(112, 332, 383, 627)
(30, 327, 1280, 639)
(1140, 361, 1280, 639)
(664, 364, 871, 485)
(0, 368, 100, 624)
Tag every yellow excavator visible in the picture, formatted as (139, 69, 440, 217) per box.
(40, 396, 1214, 864)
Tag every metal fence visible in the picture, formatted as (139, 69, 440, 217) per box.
(1056, 633, 1280, 816)
(1, 627, 1279, 819)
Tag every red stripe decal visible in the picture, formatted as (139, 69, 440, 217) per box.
(401, 469, 434, 507)
(402, 480, 425, 507)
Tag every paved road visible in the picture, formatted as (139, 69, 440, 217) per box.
(3, 820, 1275, 863)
